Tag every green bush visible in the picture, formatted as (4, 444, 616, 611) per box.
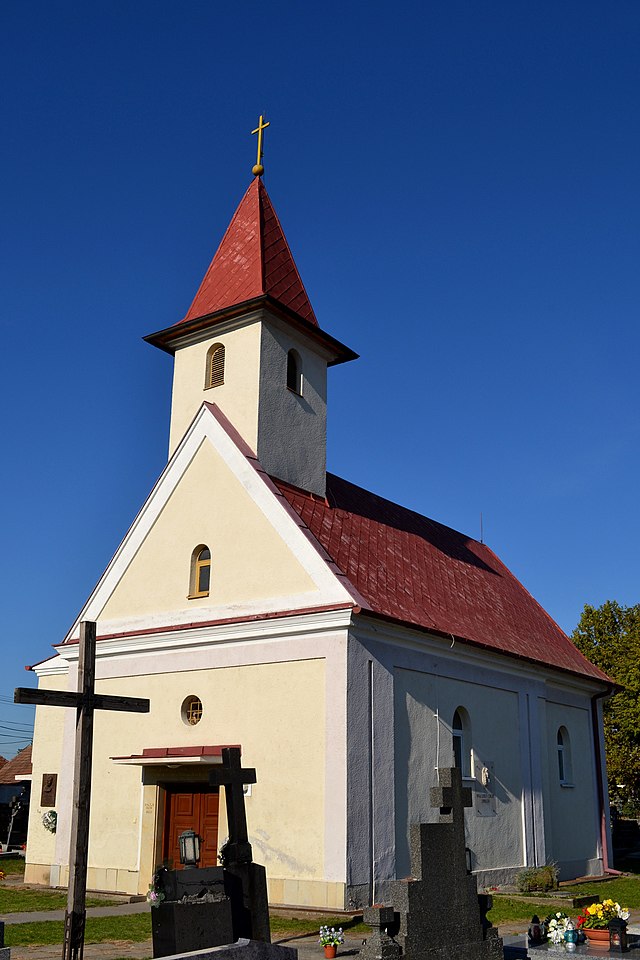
(516, 864, 559, 893)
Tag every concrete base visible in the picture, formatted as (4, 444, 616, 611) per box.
(156, 938, 297, 960)
(0, 947, 10, 960)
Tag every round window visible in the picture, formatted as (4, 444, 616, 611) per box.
(181, 695, 203, 726)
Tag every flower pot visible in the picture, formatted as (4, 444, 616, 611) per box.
(324, 947, 337, 959)
(585, 929, 610, 948)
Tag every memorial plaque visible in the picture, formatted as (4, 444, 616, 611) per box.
(41, 773, 57, 807)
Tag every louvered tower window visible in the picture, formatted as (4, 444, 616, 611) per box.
(205, 343, 225, 389)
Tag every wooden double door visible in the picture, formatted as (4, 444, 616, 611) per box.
(162, 784, 220, 869)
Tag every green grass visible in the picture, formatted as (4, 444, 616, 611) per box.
(4, 880, 639, 948)
(270, 916, 368, 939)
(560, 878, 640, 908)
(488, 896, 559, 926)
(6, 913, 152, 947)
(0, 856, 26, 876)
(0, 887, 120, 913)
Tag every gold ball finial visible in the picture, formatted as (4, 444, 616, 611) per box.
(252, 163, 264, 177)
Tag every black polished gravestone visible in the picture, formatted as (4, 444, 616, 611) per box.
(387, 767, 504, 960)
(151, 867, 234, 958)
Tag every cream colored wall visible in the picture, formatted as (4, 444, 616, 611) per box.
(394, 668, 523, 875)
(168, 322, 262, 457)
(99, 439, 316, 622)
(69, 658, 325, 891)
(24, 674, 68, 883)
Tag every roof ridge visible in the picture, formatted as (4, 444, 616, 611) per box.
(325, 472, 480, 542)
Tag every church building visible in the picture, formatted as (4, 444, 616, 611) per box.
(25, 161, 613, 909)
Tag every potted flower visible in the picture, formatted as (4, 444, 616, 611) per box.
(319, 925, 344, 959)
(576, 900, 630, 947)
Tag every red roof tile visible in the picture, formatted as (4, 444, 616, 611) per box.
(0, 744, 32, 783)
(275, 474, 609, 684)
(180, 178, 317, 326)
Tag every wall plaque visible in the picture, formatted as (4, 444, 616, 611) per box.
(41, 773, 57, 807)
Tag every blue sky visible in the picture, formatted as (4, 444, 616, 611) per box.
(2, 1, 639, 754)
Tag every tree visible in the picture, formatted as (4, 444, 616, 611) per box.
(572, 601, 640, 815)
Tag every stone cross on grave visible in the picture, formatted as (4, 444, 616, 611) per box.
(209, 747, 257, 864)
(15, 622, 150, 960)
(386, 767, 505, 960)
(431, 766, 472, 826)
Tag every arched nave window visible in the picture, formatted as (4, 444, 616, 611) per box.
(190, 545, 211, 598)
(452, 707, 472, 778)
(557, 726, 572, 785)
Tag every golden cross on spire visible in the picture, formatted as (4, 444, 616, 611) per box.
(251, 114, 270, 177)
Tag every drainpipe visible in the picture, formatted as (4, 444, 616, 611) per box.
(591, 687, 621, 875)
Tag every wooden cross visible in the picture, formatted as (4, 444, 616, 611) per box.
(251, 114, 270, 176)
(209, 747, 256, 864)
(15, 621, 150, 960)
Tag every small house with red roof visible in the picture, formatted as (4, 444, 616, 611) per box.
(25, 170, 612, 906)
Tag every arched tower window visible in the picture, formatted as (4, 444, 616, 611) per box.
(205, 343, 225, 389)
(452, 707, 472, 778)
(557, 726, 572, 784)
(287, 349, 302, 395)
(190, 545, 211, 598)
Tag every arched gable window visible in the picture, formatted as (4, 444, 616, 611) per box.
(557, 726, 572, 784)
(205, 343, 225, 389)
(452, 707, 472, 778)
(189, 545, 211, 598)
(286, 349, 302, 395)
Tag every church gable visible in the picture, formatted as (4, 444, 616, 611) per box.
(67, 404, 357, 639)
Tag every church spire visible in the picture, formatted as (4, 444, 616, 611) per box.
(145, 173, 357, 495)
(179, 177, 318, 327)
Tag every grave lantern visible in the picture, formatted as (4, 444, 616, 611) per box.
(179, 830, 201, 867)
(608, 918, 628, 952)
(564, 919, 578, 951)
(528, 915, 545, 945)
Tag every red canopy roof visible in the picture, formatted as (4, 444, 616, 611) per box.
(276, 473, 609, 683)
(180, 177, 317, 326)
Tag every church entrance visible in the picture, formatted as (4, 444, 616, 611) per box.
(162, 784, 220, 869)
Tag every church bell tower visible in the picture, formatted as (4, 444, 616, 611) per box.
(145, 130, 356, 498)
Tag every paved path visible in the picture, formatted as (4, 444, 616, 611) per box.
(0, 901, 149, 925)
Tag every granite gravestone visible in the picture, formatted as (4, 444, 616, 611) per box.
(151, 866, 234, 957)
(359, 906, 401, 960)
(384, 767, 504, 960)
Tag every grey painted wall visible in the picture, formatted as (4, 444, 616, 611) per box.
(345, 619, 607, 899)
(257, 320, 328, 496)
